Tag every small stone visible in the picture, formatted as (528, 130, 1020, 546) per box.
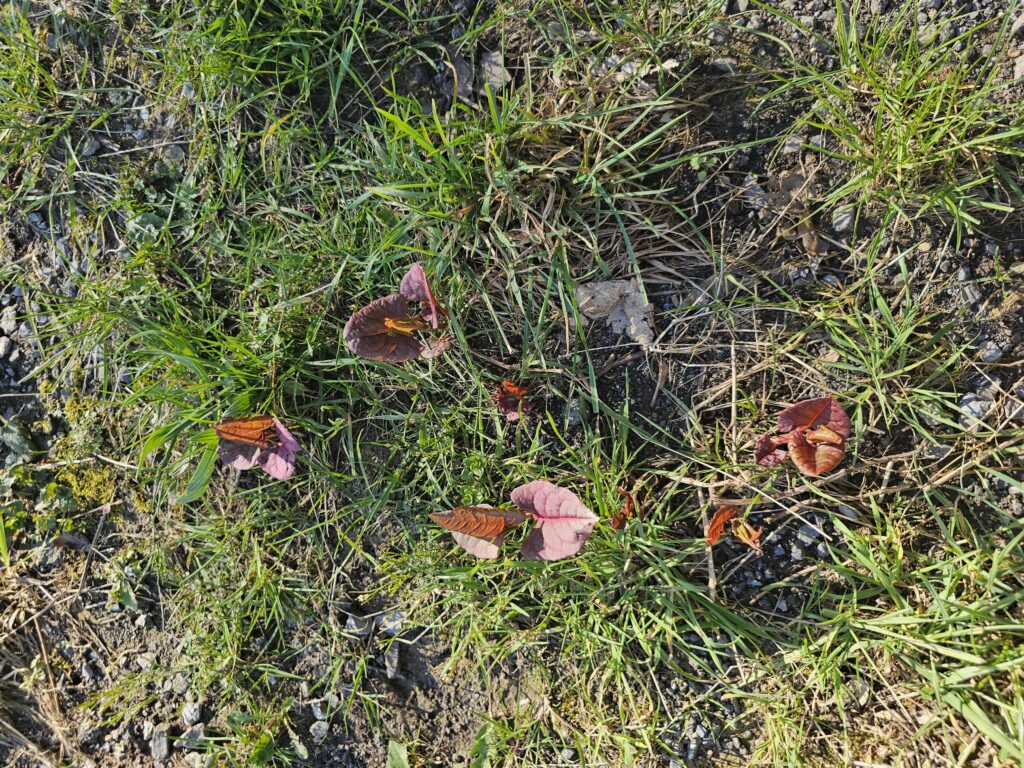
(309, 720, 329, 744)
(163, 145, 186, 164)
(922, 443, 952, 459)
(344, 614, 373, 638)
(1015, 56, 1024, 81)
(150, 725, 170, 761)
(1, 307, 17, 335)
(384, 643, 401, 679)
(181, 701, 202, 727)
(708, 24, 730, 43)
(712, 57, 738, 73)
(977, 340, 1003, 363)
(0, 337, 11, 359)
(142, 720, 155, 740)
(18, 321, 32, 338)
(375, 609, 403, 636)
(959, 393, 994, 430)
(478, 50, 511, 95)
(560, 747, 577, 763)
(171, 672, 189, 696)
(790, 543, 804, 561)
(782, 135, 803, 153)
(777, 598, 789, 612)
(174, 724, 206, 750)
(831, 205, 855, 233)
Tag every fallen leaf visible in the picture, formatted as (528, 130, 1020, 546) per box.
(492, 380, 535, 422)
(732, 519, 763, 554)
(788, 429, 845, 477)
(706, 504, 738, 546)
(610, 487, 635, 531)
(343, 294, 425, 362)
(430, 504, 526, 560)
(215, 416, 300, 480)
(804, 424, 844, 446)
(777, 397, 851, 437)
(753, 434, 787, 467)
(574, 279, 655, 346)
(511, 480, 598, 561)
(398, 262, 447, 329)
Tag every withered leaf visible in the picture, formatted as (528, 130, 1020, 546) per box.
(732, 519, 763, 554)
(429, 506, 526, 540)
(706, 504, 738, 547)
(610, 487, 636, 531)
(788, 429, 845, 477)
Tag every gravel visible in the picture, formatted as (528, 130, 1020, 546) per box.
(309, 719, 329, 744)
(150, 724, 170, 761)
(181, 701, 202, 727)
(0, 336, 12, 359)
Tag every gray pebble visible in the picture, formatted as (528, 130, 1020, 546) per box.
(977, 339, 1003, 363)
(831, 205, 855, 233)
(163, 145, 186, 164)
(80, 137, 100, 158)
(170, 672, 190, 696)
(142, 720, 155, 740)
(174, 724, 205, 750)
(150, 725, 170, 762)
(309, 719, 329, 744)
(959, 393, 994, 430)
(181, 701, 201, 727)
(782, 135, 803, 154)
(712, 57, 738, 73)
(790, 543, 804, 561)
(0, 337, 11, 359)
(1, 307, 17, 336)
(18, 321, 32, 338)
(708, 24, 731, 43)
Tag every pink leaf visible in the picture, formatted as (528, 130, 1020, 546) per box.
(399, 263, 447, 330)
(511, 480, 597, 561)
(217, 441, 261, 470)
(451, 530, 505, 559)
(343, 294, 424, 362)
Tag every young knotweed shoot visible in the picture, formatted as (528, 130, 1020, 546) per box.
(754, 396, 852, 477)
(344, 263, 453, 362)
(214, 416, 301, 480)
(430, 480, 598, 561)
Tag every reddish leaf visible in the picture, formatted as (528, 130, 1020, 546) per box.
(430, 504, 526, 560)
(216, 416, 300, 480)
(399, 262, 448, 330)
(777, 397, 851, 438)
(732, 520, 763, 554)
(420, 335, 454, 359)
(343, 294, 425, 362)
(511, 480, 597, 561)
(610, 487, 635, 531)
(429, 506, 526, 539)
(492, 380, 535, 422)
(754, 434, 787, 467)
(706, 504, 738, 546)
(788, 429, 845, 477)
(804, 424, 844, 446)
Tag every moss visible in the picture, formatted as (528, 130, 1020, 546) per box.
(57, 462, 118, 508)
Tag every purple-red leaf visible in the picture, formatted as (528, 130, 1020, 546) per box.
(777, 397, 851, 438)
(216, 417, 300, 479)
(610, 487, 635, 531)
(493, 380, 535, 422)
(788, 429, 845, 477)
(430, 504, 525, 560)
(399, 263, 448, 330)
(753, 434, 787, 467)
(511, 480, 597, 561)
(343, 294, 424, 362)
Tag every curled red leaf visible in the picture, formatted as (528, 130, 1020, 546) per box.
(492, 380, 535, 422)
(777, 397, 851, 437)
(754, 434, 787, 467)
(215, 416, 300, 480)
(399, 262, 448, 330)
(788, 429, 845, 477)
(610, 487, 635, 531)
(430, 505, 527, 560)
(706, 504, 738, 546)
